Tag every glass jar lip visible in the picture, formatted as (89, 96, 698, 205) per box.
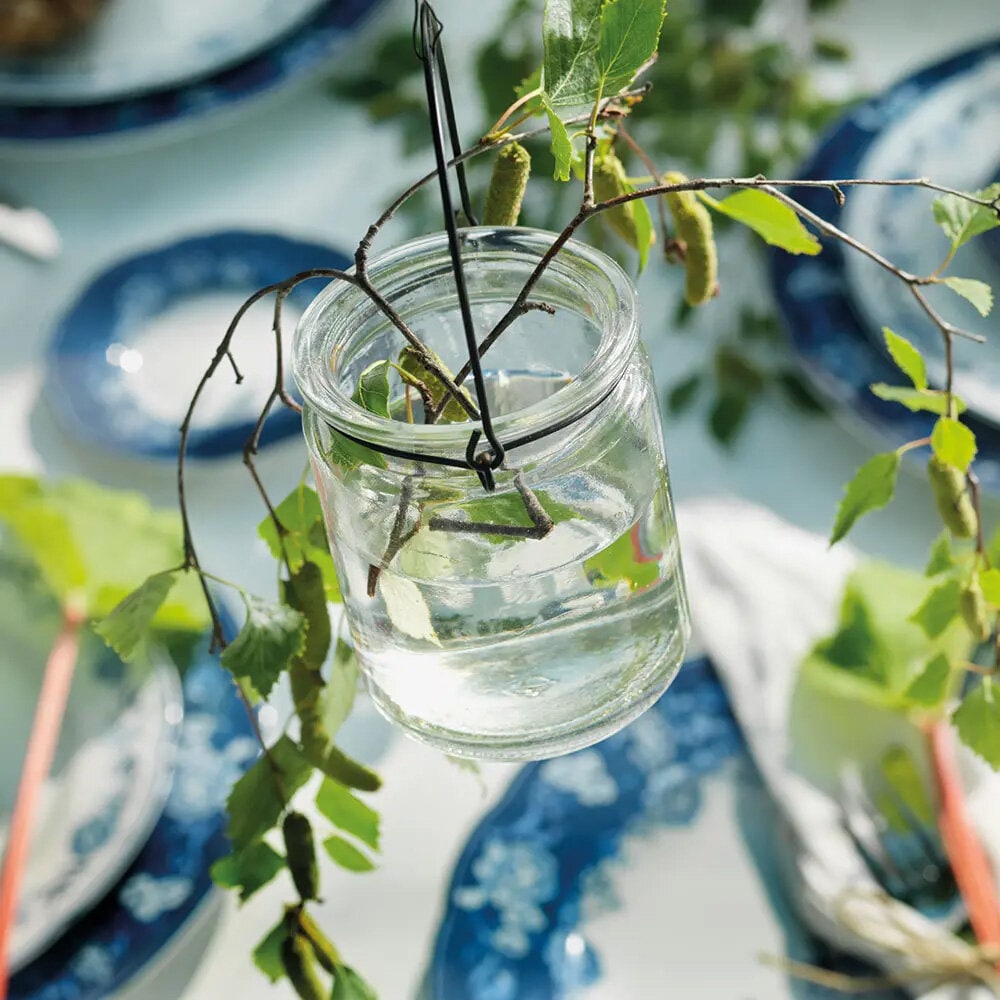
(291, 227, 639, 459)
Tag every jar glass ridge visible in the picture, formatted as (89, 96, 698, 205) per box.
(293, 227, 690, 760)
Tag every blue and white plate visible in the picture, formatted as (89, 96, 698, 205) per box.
(430, 658, 897, 1000)
(0, 0, 385, 145)
(9, 639, 257, 1000)
(0, 0, 327, 106)
(47, 230, 351, 459)
(770, 40, 1000, 492)
(0, 546, 181, 974)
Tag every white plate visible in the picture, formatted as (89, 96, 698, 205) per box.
(0, 0, 327, 105)
(0, 551, 182, 973)
(840, 49, 1000, 426)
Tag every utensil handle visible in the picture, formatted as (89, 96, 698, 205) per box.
(0, 607, 84, 998)
(927, 719, 1000, 969)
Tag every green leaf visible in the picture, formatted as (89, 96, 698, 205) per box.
(584, 526, 659, 592)
(702, 189, 821, 255)
(811, 583, 886, 685)
(257, 486, 339, 601)
(942, 276, 994, 317)
(909, 578, 961, 639)
(252, 920, 288, 984)
(632, 191, 654, 272)
(708, 390, 750, 446)
(869, 384, 960, 416)
(332, 966, 378, 1000)
(903, 652, 952, 708)
(931, 417, 977, 472)
(979, 568, 1000, 607)
(933, 184, 1000, 252)
(221, 595, 306, 700)
(307, 744, 381, 793)
(877, 745, 934, 828)
(380, 573, 440, 646)
(541, 0, 604, 107)
(545, 106, 573, 181)
(952, 679, 1000, 767)
(352, 361, 391, 417)
(882, 328, 927, 390)
(925, 531, 953, 576)
(667, 373, 702, 414)
(323, 835, 375, 873)
(210, 841, 285, 903)
(0, 475, 208, 627)
(830, 452, 900, 545)
(225, 736, 312, 851)
(802, 561, 972, 709)
(316, 779, 380, 851)
(0, 475, 87, 603)
(93, 570, 179, 661)
(595, 0, 667, 98)
(317, 640, 359, 739)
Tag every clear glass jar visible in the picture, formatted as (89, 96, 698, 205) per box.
(293, 228, 690, 760)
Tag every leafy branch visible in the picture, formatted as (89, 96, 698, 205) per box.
(82, 0, 1000, 996)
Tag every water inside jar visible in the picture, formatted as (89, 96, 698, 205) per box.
(325, 365, 689, 759)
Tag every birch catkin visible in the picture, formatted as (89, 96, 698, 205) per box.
(928, 457, 976, 538)
(483, 142, 531, 227)
(662, 170, 719, 306)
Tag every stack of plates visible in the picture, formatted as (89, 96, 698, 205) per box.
(0, 0, 385, 147)
(1, 549, 256, 1000)
(770, 40, 1000, 491)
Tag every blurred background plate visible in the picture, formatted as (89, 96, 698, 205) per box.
(769, 39, 1000, 493)
(8, 630, 257, 1000)
(0, 0, 385, 146)
(840, 44, 1000, 426)
(430, 657, 890, 1000)
(0, 0, 328, 106)
(46, 230, 351, 459)
(0, 543, 182, 973)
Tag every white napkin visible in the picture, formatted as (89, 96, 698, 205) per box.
(677, 497, 1000, 999)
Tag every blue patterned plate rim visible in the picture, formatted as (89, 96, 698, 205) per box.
(9, 615, 258, 1000)
(769, 38, 1000, 493)
(0, 0, 329, 106)
(0, 0, 386, 144)
(46, 229, 351, 459)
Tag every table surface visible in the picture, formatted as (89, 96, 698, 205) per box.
(0, 0, 997, 997)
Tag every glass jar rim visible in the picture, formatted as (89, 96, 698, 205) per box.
(291, 227, 639, 461)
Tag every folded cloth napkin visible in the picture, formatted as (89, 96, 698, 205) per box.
(677, 497, 1000, 999)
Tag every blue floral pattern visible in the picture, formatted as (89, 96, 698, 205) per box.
(432, 657, 904, 1000)
(9, 645, 255, 1000)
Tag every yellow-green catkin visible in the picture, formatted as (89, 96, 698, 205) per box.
(397, 345, 474, 423)
(928, 456, 976, 538)
(593, 151, 644, 250)
(280, 932, 326, 1000)
(662, 170, 719, 306)
(483, 142, 531, 227)
(283, 811, 319, 901)
(297, 909, 341, 974)
(960, 579, 991, 643)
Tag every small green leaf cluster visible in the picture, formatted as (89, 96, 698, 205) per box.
(827, 189, 1000, 767)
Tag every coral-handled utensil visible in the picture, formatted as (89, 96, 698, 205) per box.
(0, 604, 84, 999)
